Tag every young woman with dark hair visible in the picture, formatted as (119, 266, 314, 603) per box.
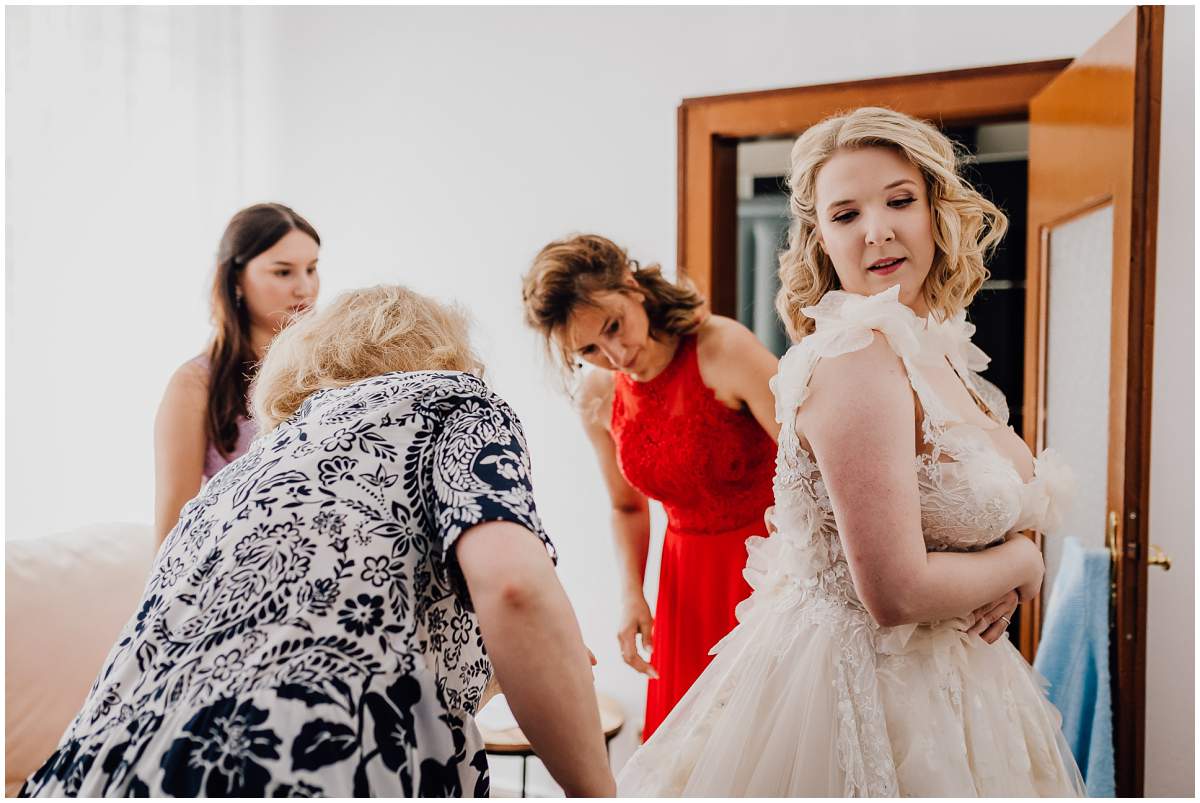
(153, 203, 320, 545)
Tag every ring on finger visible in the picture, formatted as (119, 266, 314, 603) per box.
(999, 615, 1011, 627)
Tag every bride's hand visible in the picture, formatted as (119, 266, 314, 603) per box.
(967, 589, 1019, 644)
(1009, 535, 1046, 603)
(618, 594, 658, 678)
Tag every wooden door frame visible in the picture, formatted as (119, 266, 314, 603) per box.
(1024, 8, 1163, 796)
(676, 59, 1069, 662)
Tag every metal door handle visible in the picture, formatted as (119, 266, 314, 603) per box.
(1148, 544, 1172, 571)
(1106, 510, 1119, 561)
(1105, 511, 1119, 609)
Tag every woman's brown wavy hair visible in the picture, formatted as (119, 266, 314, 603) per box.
(208, 203, 319, 456)
(521, 234, 706, 382)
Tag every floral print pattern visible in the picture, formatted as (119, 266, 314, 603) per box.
(160, 699, 282, 797)
(22, 372, 553, 798)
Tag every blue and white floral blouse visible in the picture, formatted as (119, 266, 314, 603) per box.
(22, 371, 554, 798)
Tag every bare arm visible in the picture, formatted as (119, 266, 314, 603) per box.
(578, 370, 657, 677)
(153, 360, 209, 546)
(799, 334, 1043, 628)
(456, 521, 615, 797)
(696, 316, 781, 441)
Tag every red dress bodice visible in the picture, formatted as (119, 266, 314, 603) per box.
(610, 335, 776, 534)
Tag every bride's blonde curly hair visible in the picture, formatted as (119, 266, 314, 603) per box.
(775, 107, 1008, 339)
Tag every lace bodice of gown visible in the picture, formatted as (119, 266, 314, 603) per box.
(743, 285, 1075, 626)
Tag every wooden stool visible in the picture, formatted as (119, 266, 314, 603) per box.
(478, 691, 625, 797)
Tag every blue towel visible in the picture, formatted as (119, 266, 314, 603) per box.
(1033, 536, 1115, 797)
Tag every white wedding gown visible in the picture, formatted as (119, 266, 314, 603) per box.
(617, 287, 1085, 797)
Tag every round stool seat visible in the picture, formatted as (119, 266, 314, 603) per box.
(479, 691, 624, 755)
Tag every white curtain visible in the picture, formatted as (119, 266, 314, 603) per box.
(6, 7, 270, 538)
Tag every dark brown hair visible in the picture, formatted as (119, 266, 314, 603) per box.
(521, 234, 706, 376)
(207, 203, 320, 456)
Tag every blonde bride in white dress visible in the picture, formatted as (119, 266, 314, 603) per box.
(617, 107, 1084, 797)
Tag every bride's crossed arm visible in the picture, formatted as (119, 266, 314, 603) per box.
(796, 333, 1043, 631)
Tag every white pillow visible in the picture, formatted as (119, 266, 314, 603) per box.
(5, 523, 156, 795)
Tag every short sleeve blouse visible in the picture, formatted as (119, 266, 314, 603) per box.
(21, 371, 553, 798)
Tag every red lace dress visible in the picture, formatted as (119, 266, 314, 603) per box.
(611, 334, 776, 739)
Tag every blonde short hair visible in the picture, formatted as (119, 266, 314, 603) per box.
(775, 106, 1008, 338)
(252, 285, 483, 430)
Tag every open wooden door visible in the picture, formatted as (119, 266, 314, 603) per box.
(1024, 7, 1163, 796)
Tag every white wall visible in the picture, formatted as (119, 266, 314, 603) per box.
(5, 6, 278, 536)
(1144, 5, 1195, 797)
(12, 4, 1180, 794)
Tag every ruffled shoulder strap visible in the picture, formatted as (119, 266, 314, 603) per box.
(922, 311, 1007, 425)
(770, 285, 922, 426)
(801, 284, 922, 361)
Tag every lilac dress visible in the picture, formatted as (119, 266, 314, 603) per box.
(189, 355, 258, 480)
(203, 416, 256, 480)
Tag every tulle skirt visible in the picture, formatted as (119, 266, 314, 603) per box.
(617, 587, 1085, 797)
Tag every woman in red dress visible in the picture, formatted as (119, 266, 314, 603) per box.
(522, 234, 779, 739)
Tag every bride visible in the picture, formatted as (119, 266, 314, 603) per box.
(617, 107, 1084, 796)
